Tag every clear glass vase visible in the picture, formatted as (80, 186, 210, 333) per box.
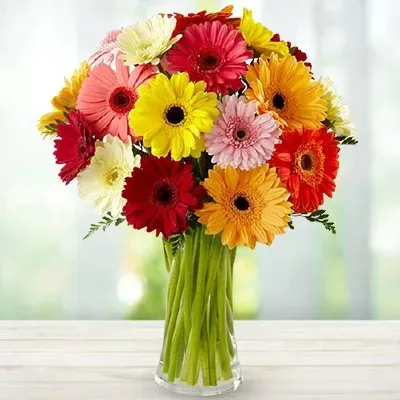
(155, 225, 242, 396)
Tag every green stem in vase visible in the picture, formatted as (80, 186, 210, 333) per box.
(186, 226, 209, 385)
(163, 252, 184, 373)
(217, 247, 233, 381)
(226, 298, 235, 358)
(201, 325, 210, 386)
(167, 308, 184, 382)
(163, 251, 181, 346)
(163, 238, 173, 273)
(208, 295, 218, 386)
(183, 231, 194, 345)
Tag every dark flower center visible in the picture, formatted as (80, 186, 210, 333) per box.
(196, 47, 223, 72)
(156, 184, 173, 204)
(166, 106, 185, 125)
(109, 87, 136, 114)
(236, 130, 246, 140)
(300, 154, 313, 171)
(272, 93, 285, 110)
(114, 92, 129, 107)
(234, 196, 250, 211)
(204, 55, 217, 67)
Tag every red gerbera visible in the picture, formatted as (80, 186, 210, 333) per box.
(122, 155, 205, 238)
(165, 20, 253, 94)
(54, 110, 96, 185)
(171, 5, 240, 36)
(271, 33, 312, 69)
(270, 126, 340, 213)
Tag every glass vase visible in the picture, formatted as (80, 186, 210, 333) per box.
(155, 225, 242, 396)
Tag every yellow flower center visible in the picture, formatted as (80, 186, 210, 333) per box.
(104, 166, 124, 187)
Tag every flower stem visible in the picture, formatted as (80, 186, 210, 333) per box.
(183, 231, 194, 345)
(186, 227, 209, 385)
(217, 247, 233, 381)
(163, 252, 184, 373)
(208, 295, 218, 386)
(167, 308, 184, 382)
(162, 238, 173, 273)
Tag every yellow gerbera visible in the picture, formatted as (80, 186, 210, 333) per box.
(196, 165, 293, 249)
(38, 61, 90, 137)
(37, 111, 66, 137)
(129, 72, 219, 161)
(245, 54, 327, 130)
(239, 8, 288, 57)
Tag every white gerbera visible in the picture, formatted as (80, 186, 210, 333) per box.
(320, 77, 356, 137)
(118, 14, 181, 66)
(77, 135, 140, 215)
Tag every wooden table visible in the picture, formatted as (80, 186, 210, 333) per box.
(0, 321, 399, 399)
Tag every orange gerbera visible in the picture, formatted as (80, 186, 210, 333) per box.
(170, 5, 240, 36)
(245, 54, 326, 130)
(270, 126, 340, 213)
(196, 165, 292, 249)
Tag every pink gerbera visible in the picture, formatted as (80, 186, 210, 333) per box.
(205, 95, 281, 170)
(77, 54, 157, 142)
(165, 21, 253, 94)
(88, 29, 123, 67)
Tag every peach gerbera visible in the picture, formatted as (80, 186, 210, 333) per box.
(77, 54, 156, 141)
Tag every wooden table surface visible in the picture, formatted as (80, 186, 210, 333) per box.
(0, 321, 399, 399)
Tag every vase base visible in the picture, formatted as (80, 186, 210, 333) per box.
(155, 367, 242, 397)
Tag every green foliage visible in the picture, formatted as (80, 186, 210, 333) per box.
(336, 135, 358, 145)
(166, 233, 185, 258)
(83, 212, 125, 240)
(291, 209, 336, 234)
(322, 118, 335, 130)
(304, 209, 336, 234)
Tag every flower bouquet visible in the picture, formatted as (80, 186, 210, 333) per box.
(38, 4, 357, 397)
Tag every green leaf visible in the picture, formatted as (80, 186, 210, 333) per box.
(322, 119, 335, 130)
(288, 219, 294, 230)
(166, 233, 185, 258)
(83, 214, 126, 240)
(336, 135, 358, 145)
(303, 209, 336, 234)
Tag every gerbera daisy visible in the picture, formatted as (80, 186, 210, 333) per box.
(165, 21, 253, 94)
(89, 29, 122, 67)
(196, 165, 292, 249)
(270, 126, 340, 213)
(77, 135, 140, 215)
(239, 8, 288, 57)
(205, 95, 281, 170)
(77, 54, 156, 142)
(54, 110, 95, 185)
(271, 33, 312, 68)
(245, 54, 327, 129)
(129, 72, 219, 160)
(319, 77, 356, 137)
(38, 111, 65, 137)
(170, 5, 240, 36)
(38, 61, 90, 137)
(118, 14, 181, 65)
(122, 155, 205, 238)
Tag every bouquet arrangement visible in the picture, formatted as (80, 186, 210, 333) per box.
(38, 4, 356, 396)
